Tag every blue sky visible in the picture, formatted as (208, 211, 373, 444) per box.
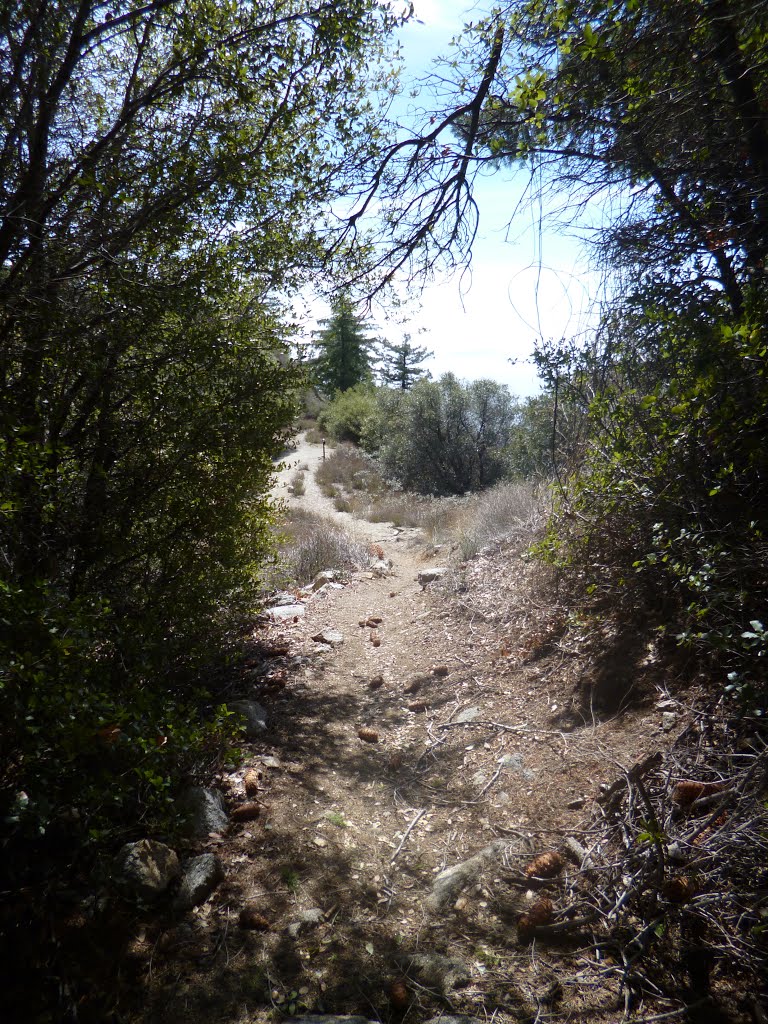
(305, 0, 600, 398)
(389, 0, 601, 397)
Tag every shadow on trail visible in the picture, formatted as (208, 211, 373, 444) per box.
(136, 673, 530, 1024)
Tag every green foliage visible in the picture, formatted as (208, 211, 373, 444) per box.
(368, 374, 517, 495)
(504, 393, 584, 479)
(0, 3, 403, 1007)
(317, 383, 379, 443)
(536, 303, 768, 707)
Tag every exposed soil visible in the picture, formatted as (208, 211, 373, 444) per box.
(130, 436, 762, 1024)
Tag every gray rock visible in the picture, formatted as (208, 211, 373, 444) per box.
(229, 700, 269, 738)
(454, 705, 481, 724)
(311, 570, 339, 590)
(179, 786, 229, 839)
(500, 753, 524, 771)
(417, 567, 448, 587)
(311, 628, 343, 646)
(113, 839, 180, 901)
(426, 839, 508, 912)
(566, 796, 586, 810)
(173, 853, 224, 912)
(285, 907, 324, 938)
(397, 952, 471, 991)
(267, 603, 305, 621)
(269, 590, 300, 606)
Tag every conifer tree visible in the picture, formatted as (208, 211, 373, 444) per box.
(377, 334, 433, 389)
(314, 293, 376, 395)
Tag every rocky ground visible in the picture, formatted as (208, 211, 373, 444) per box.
(121, 436, 765, 1024)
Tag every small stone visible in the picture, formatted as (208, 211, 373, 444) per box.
(173, 853, 223, 912)
(500, 753, 524, 769)
(267, 604, 306, 621)
(311, 629, 343, 646)
(398, 952, 471, 992)
(229, 700, 269, 739)
(662, 711, 678, 732)
(566, 797, 586, 810)
(455, 706, 481, 724)
(179, 786, 228, 839)
(286, 907, 324, 938)
(313, 836, 327, 847)
(312, 570, 339, 591)
(417, 567, 448, 587)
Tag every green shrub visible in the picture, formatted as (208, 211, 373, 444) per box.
(369, 374, 517, 495)
(317, 382, 378, 443)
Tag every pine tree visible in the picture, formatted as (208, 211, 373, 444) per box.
(314, 293, 375, 395)
(377, 334, 433, 390)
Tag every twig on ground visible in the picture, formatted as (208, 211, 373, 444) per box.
(390, 809, 427, 864)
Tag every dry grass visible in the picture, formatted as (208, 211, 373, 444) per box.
(288, 470, 306, 496)
(266, 507, 370, 587)
(454, 480, 545, 559)
(314, 445, 385, 494)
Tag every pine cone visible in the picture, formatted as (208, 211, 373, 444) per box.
(672, 779, 725, 806)
(368, 675, 385, 690)
(244, 770, 261, 796)
(358, 727, 379, 743)
(231, 801, 261, 822)
(407, 700, 428, 713)
(389, 978, 409, 1009)
(662, 876, 696, 903)
(239, 908, 270, 930)
(525, 851, 565, 878)
(527, 896, 555, 926)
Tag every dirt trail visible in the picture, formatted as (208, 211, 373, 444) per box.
(141, 436, 684, 1024)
